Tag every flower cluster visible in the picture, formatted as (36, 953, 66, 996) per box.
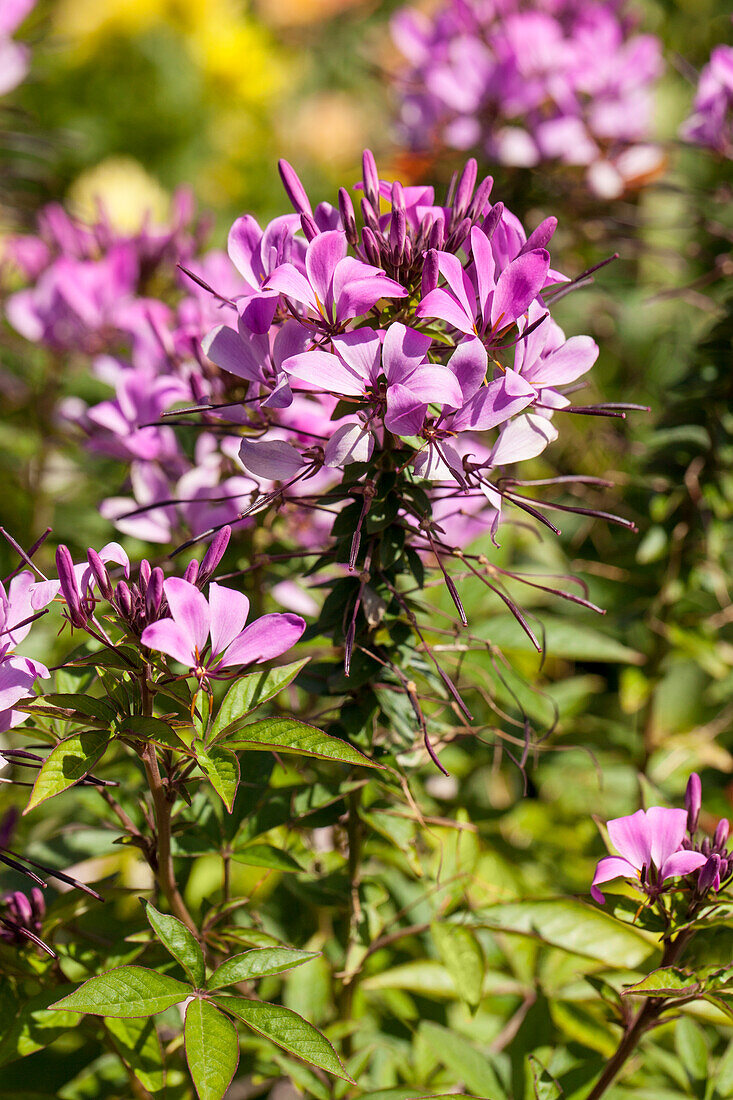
(591, 774, 731, 905)
(3, 196, 258, 546)
(0, 568, 54, 733)
(194, 150, 622, 564)
(680, 43, 733, 157)
(391, 0, 664, 199)
(0, 0, 35, 97)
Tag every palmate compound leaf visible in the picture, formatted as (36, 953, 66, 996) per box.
(221, 717, 382, 769)
(24, 730, 110, 813)
(144, 902, 206, 988)
(207, 947, 319, 991)
(184, 999, 239, 1100)
(210, 658, 310, 740)
(212, 995, 354, 1082)
(49, 966, 191, 1018)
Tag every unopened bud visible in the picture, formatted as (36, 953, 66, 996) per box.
(428, 215, 445, 251)
(138, 559, 151, 593)
(146, 568, 164, 618)
(698, 854, 721, 894)
(115, 580, 132, 619)
(421, 248, 440, 296)
(390, 208, 406, 262)
(481, 201, 504, 241)
(338, 187, 357, 245)
(715, 818, 730, 849)
(300, 213, 319, 243)
(453, 157, 477, 221)
(86, 549, 112, 600)
(685, 772, 702, 834)
(361, 226, 382, 269)
(199, 526, 231, 583)
(184, 559, 199, 585)
(361, 148, 380, 212)
(278, 158, 312, 216)
(56, 545, 86, 627)
(467, 175, 494, 221)
(391, 179, 406, 214)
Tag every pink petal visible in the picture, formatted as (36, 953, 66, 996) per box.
(335, 269, 407, 321)
(469, 226, 497, 329)
(591, 856, 638, 903)
(452, 368, 536, 431)
(221, 613, 306, 667)
(202, 325, 261, 382)
(140, 619, 197, 668)
(659, 849, 708, 883)
(490, 413, 558, 465)
(208, 582, 249, 658)
(283, 349, 365, 396)
(163, 578, 210, 657)
(305, 231, 347, 315)
(331, 329, 381, 383)
(526, 336, 599, 387)
(385, 384, 428, 436)
(227, 215, 264, 287)
(324, 422, 374, 466)
(382, 322, 432, 381)
(491, 249, 550, 329)
(437, 252, 477, 321)
(265, 263, 319, 314)
(402, 365, 464, 408)
(607, 809, 652, 872)
(417, 288, 475, 335)
(647, 807, 689, 870)
(238, 438, 305, 480)
(448, 337, 488, 402)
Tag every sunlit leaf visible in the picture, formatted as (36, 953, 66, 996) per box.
(222, 717, 381, 768)
(144, 902, 205, 988)
(24, 730, 109, 813)
(184, 999, 239, 1100)
(208, 948, 319, 990)
(50, 966, 190, 1018)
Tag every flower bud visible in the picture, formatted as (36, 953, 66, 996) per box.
(421, 248, 440, 297)
(278, 158, 312, 216)
(361, 148, 380, 212)
(115, 580, 132, 619)
(467, 175, 494, 221)
(30, 887, 45, 919)
(184, 559, 199, 585)
(361, 226, 382, 269)
(445, 216, 472, 255)
(715, 818, 730, 849)
(300, 213, 319, 243)
(428, 215, 445, 251)
(391, 179, 406, 214)
(360, 197, 380, 234)
(138, 559, 151, 594)
(697, 854, 721, 894)
(390, 208, 406, 262)
(55, 545, 86, 627)
(199, 526, 231, 583)
(685, 772, 702, 834)
(338, 187, 357, 245)
(146, 568, 164, 618)
(453, 157, 478, 221)
(86, 549, 112, 601)
(481, 201, 505, 241)
(10, 891, 32, 925)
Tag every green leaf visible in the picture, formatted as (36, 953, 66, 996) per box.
(105, 1016, 165, 1094)
(24, 730, 109, 813)
(38, 693, 117, 722)
(623, 968, 702, 998)
(716, 1039, 733, 1097)
(431, 922, 484, 1009)
(476, 899, 654, 967)
(208, 948, 319, 991)
(49, 966, 190, 1018)
(210, 658, 310, 740)
(213, 996, 354, 1082)
(222, 717, 381, 768)
(230, 843, 303, 873)
(418, 1022, 507, 1098)
(0, 988, 83, 1066)
(184, 999, 239, 1100)
(194, 743, 240, 812)
(529, 1055, 562, 1100)
(144, 903, 206, 988)
(676, 1016, 708, 1081)
(472, 615, 643, 664)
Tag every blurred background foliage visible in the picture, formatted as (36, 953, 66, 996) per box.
(1, 1, 733, 1097)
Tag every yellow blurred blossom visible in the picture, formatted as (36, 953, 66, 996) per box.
(256, 0, 372, 27)
(67, 156, 171, 232)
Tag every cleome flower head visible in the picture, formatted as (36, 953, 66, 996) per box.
(140, 578, 305, 684)
(591, 807, 707, 904)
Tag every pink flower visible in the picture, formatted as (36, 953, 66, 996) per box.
(140, 578, 305, 682)
(591, 807, 708, 904)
